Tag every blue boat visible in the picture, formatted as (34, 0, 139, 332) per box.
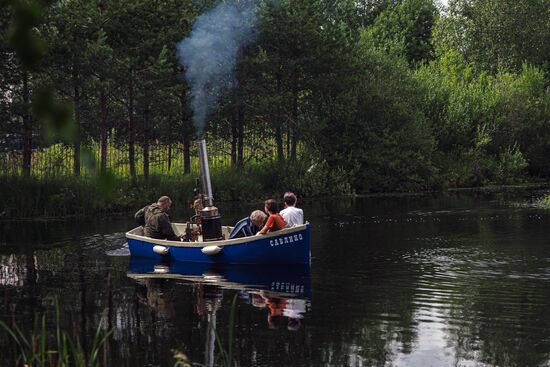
(127, 139, 311, 265)
(126, 222, 311, 265)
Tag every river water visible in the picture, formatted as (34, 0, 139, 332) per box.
(1, 189, 550, 366)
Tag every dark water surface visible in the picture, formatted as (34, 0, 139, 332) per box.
(2, 189, 550, 366)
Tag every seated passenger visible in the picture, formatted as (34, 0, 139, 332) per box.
(280, 192, 304, 227)
(257, 199, 286, 235)
(229, 210, 267, 239)
(135, 196, 180, 241)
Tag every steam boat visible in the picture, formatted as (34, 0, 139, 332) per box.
(126, 139, 311, 265)
(126, 222, 310, 264)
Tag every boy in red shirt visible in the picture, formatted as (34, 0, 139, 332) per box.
(257, 199, 286, 235)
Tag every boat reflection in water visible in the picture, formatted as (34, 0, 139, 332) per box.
(128, 257, 311, 298)
(127, 257, 311, 366)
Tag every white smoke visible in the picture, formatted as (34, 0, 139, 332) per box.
(177, 0, 259, 136)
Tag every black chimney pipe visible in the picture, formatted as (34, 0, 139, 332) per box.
(197, 138, 223, 241)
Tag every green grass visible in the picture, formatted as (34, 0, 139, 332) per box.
(0, 159, 351, 219)
(0, 137, 299, 178)
(0, 300, 112, 367)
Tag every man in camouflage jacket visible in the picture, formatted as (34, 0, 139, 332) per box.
(135, 196, 180, 241)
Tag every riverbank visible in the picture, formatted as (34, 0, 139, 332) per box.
(2, 163, 548, 220)
(0, 160, 351, 219)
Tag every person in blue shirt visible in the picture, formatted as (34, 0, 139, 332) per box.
(229, 210, 267, 239)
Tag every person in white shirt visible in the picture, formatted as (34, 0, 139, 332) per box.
(280, 192, 304, 227)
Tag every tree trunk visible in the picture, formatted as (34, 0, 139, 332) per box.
(100, 86, 108, 173)
(231, 127, 237, 166)
(275, 70, 284, 162)
(275, 126, 283, 162)
(291, 71, 299, 161)
(237, 103, 244, 166)
(167, 117, 173, 172)
(143, 106, 150, 179)
(22, 72, 32, 176)
(231, 87, 238, 167)
(180, 89, 191, 175)
(183, 135, 191, 175)
(167, 143, 172, 173)
(73, 140, 81, 176)
(233, 53, 245, 166)
(73, 61, 81, 176)
(291, 132, 298, 160)
(286, 121, 291, 158)
(128, 78, 136, 178)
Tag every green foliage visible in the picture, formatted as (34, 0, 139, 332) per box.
(0, 159, 350, 218)
(493, 145, 528, 185)
(366, 0, 438, 65)
(313, 38, 436, 192)
(414, 51, 547, 186)
(32, 86, 76, 143)
(4, 0, 47, 70)
(1, 0, 550, 200)
(434, 0, 550, 74)
(246, 160, 353, 198)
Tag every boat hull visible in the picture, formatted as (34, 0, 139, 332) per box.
(126, 223, 310, 264)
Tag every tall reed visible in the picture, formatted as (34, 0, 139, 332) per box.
(213, 294, 238, 367)
(0, 300, 112, 367)
(172, 294, 240, 367)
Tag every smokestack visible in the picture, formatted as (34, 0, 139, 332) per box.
(197, 139, 213, 207)
(197, 138, 222, 241)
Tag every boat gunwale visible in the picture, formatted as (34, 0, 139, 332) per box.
(125, 223, 309, 248)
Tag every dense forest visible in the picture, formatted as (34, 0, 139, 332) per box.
(1, 0, 549, 203)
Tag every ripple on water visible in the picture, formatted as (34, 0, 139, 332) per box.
(77, 232, 127, 254)
(105, 242, 130, 257)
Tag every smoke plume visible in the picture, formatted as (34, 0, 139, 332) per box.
(177, 1, 259, 136)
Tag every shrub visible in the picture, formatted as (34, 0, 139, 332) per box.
(0, 159, 352, 219)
